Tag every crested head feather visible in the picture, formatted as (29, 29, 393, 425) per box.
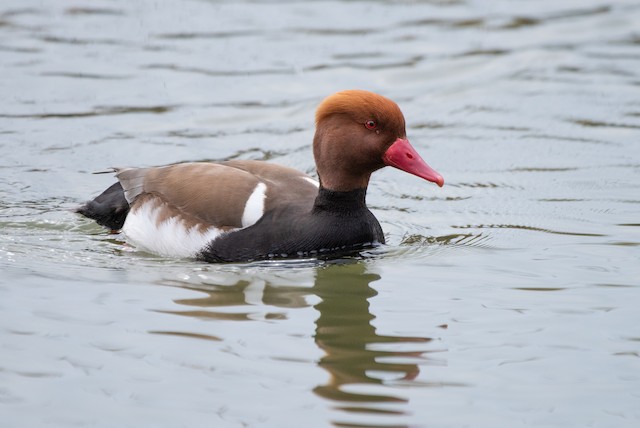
(315, 90, 406, 132)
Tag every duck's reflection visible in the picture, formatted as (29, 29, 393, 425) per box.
(312, 262, 427, 407)
(161, 260, 434, 417)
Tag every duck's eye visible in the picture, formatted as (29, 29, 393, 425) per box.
(365, 120, 377, 130)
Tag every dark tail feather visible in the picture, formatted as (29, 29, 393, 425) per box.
(75, 182, 130, 230)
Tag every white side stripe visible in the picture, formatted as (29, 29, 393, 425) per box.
(242, 182, 267, 227)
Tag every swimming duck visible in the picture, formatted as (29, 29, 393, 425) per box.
(76, 90, 444, 262)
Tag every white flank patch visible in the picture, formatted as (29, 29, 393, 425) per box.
(241, 182, 267, 227)
(122, 201, 231, 259)
(302, 176, 319, 188)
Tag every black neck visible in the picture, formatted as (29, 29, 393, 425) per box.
(313, 187, 368, 214)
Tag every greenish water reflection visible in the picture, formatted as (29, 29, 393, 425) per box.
(313, 263, 428, 409)
(163, 261, 434, 421)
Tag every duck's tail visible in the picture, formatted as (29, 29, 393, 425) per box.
(75, 182, 130, 231)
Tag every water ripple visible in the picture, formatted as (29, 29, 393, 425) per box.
(569, 118, 640, 129)
(0, 105, 176, 119)
(155, 30, 262, 40)
(64, 7, 124, 16)
(452, 223, 606, 237)
(40, 71, 131, 80)
(143, 63, 294, 77)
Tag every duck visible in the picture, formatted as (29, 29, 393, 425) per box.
(76, 90, 444, 262)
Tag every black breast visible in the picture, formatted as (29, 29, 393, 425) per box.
(198, 187, 384, 263)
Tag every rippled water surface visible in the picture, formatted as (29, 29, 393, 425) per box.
(1, 0, 640, 427)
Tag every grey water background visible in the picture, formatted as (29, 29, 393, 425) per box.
(1, 0, 639, 427)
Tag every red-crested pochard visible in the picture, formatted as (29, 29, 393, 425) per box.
(76, 90, 444, 262)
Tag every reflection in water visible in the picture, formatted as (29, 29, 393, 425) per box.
(162, 261, 435, 424)
(313, 262, 426, 411)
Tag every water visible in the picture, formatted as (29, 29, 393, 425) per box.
(1, 0, 639, 426)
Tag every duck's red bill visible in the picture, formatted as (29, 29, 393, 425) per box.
(382, 138, 444, 187)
